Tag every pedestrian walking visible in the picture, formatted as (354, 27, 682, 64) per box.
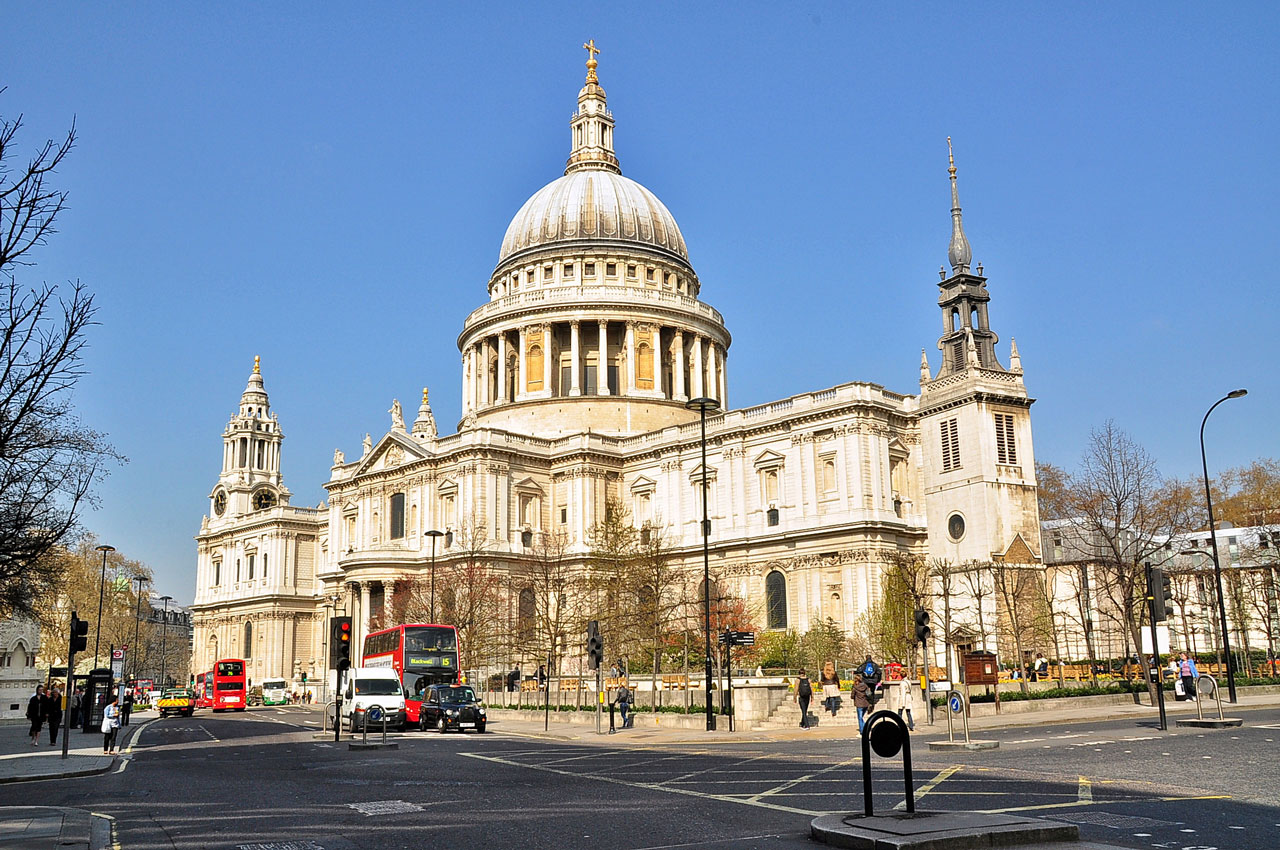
(27, 685, 46, 746)
(1178, 652, 1199, 702)
(859, 655, 882, 687)
(101, 696, 122, 754)
(121, 689, 134, 726)
(819, 661, 842, 716)
(616, 680, 633, 729)
(536, 664, 547, 687)
(853, 677, 872, 733)
(896, 677, 916, 732)
(69, 687, 83, 729)
(46, 685, 64, 745)
(796, 670, 813, 729)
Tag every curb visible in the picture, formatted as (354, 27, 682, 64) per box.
(0, 757, 117, 784)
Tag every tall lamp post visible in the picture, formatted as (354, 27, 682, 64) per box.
(686, 396, 720, 732)
(426, 530, 445, 623)
(1199, 388, 1247, 704)
(158, 596, 173, 689)
(132, 577, 147, 683)
(93, 544, 115, 669)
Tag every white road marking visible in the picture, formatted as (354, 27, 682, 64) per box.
(894, 765, 961, 811)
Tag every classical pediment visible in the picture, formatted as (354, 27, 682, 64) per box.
(629, 475, 657, 493)
(354, 432, 430, 476)
(753, 449, 785, 470)
(993, 532, 1041, 565)
(514, 476, 545, 494)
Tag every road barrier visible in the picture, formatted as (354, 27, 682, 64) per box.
(1195, 675, 1227, 722)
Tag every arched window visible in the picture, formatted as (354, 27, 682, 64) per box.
(518, 588, 536, 640)
(389, 493, 406, 540)
(637, 341, 653, 387)
(766, 570, 787, 629)
(527, 344, 544, 392)
(243, 621, 253, 659)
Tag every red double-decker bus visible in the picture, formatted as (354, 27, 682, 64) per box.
(208, 658, 247, 711)
(362, 624, 460, 725)
(194, 671, 212, 708)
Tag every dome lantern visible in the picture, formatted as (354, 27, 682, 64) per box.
(565, 40, 620, 176)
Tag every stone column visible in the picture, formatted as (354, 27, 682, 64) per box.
(569, 321, 581, 396)
(708, 344, 721, 404)
(542, 324, 553, 396)
(516, 326, 527, 401)
(496, 331, 508, 403)
(652, 325, 664, 397)
(718, 345, 728, 409)
(597, 320, 610, 396)
(673, 331, 687, 401)
(624, 321, 636, 396)
(691, 335, 704, 398)
(360, 581, 372, 649)
(461, 351, 470, 414)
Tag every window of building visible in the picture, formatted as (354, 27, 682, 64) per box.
(243, 621, 253, 659)
(519, 494, 541, 529)
(238, 438, 247, 467)
(584, 262, 596, 276)
(261, 553, 267, 581)
(940, 418, 961, 472)
(563, 262, 574, 278)
(544, 265, 553, 281)
(247, 554, 255, 580)
(820, 456, 837, 494)
(765, 571, 787, 629)
(947, 513, 966, 541)
(666, 273, 675, 287)
(994, 413, 1017, 465)
(635, 491, 652, 525)
(390, 492, 406, 539)
(256, 441, 265, 468)
(645, 267, 656, 282)
(560, 507, 568, 525)
(235, 559, 241, 582)
(442, 494, 456, 527)
(626, 264, 637, 278)
(213, 561, 221, 585)
(763, 468, 779, 504)
(606, 262, 617, 276)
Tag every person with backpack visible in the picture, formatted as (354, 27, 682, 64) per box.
(616, 680, 633, 729)
(795, 671, 813, 729)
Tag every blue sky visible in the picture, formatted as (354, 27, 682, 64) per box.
(9, 4, 1276, 604)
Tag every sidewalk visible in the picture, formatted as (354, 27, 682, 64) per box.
(0, 807, 111, 850)
(0, 718, 123, 784)
(487, 689, 1280, 746)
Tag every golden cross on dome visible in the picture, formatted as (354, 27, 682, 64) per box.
(583, 39, 600, 82)
(253, 355, 260, 374)
(422, 387, 430, 405)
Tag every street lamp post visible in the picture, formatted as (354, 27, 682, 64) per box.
(686, 396, 720, 732)
(1199, 388, 1247, 704)
(132, 577, 147, 683)
(158, 596, 173, 689)
(93, 545, 115, 669)
(426, 530, 445, 623)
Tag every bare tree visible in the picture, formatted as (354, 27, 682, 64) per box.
(1060, 422, 1196, 697)
(929, 558, 966, 680)
(586, 498, 640, 661)
(958, 563, 996, 657)
(527, 528, 577, 678)
(991, 561, 1051, 694)
(0, 101, 120, 617)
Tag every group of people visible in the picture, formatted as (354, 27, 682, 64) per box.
(794, 656, 919, 733)
(25, 684, 65, 746)
(26, 684, 129, 755)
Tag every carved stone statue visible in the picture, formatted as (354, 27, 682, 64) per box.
(389, 399, 406, 432)
(333, 448, 345, 466)
(362, 433, 372, 456)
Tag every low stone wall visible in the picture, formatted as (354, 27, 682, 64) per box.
(487, 683, 791, 730)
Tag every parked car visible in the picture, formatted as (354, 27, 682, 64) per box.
(419, 683, 486, 733)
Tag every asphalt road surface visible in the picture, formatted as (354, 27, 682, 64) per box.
(6, 705, 1280, 849)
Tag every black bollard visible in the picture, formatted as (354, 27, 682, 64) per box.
(608, 700, 616, 733)
(860, 710, 914, 816)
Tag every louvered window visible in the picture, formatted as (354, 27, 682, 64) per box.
(940, 418, 961, 472)
(951, 340, 966, 369)
(994, 413, 1017, 465)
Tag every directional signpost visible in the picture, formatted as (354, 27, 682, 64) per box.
(717, 631, 755, 732)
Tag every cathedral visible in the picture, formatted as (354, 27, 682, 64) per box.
(190, 47, 1041, 695)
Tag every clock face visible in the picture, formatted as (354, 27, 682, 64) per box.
(252, 490, 277, 511)
(947, 513, 966, 542)
(213, 491, 227, 516)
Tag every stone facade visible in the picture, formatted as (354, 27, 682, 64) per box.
(0, 616, 40, 720)
(191, 53, 1042, 696)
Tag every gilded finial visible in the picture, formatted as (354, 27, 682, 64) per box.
(947, 136, 956, 176)
(422, 387, 430, 405)
(583, 39, 600, 83)
(253, 355, 260, 374)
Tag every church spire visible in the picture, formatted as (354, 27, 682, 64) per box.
(565, 40, 621, 175)
(947, 137, 972, 275)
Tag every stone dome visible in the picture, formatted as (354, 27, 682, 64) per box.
(497, 169, 689, 267)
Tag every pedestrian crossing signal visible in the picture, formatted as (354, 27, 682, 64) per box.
(586, 620, 603, 670)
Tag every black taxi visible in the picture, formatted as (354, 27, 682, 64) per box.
(419, 683, 487, 733)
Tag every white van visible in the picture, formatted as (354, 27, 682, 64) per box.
(342, 667, 407, 731)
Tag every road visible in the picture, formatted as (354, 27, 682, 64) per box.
(6, 705, 1280, 849)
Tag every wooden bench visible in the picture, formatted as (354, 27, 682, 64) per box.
(558, 678, 581, 691)
(520, 679, 542, 692)
(661, 674, 689, 690)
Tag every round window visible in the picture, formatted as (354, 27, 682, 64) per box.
(947, 513, 966, 541)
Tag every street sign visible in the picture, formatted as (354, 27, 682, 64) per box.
(110, 658, 124, 679)
(366, 705, 385, 724)
(949, 694, 963, 714)
(718, 630, 756, 647)
(111, 649, 124, 660)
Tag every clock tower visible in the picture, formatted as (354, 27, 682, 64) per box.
(210, 357, 291, 520)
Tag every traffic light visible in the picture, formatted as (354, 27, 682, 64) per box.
(914, 608, 931, 643)
(1151, 568, 1174, 622)
(330, 617, 352, 669)
(586, 619, 603, 670)
(69, 612, 89, 654)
